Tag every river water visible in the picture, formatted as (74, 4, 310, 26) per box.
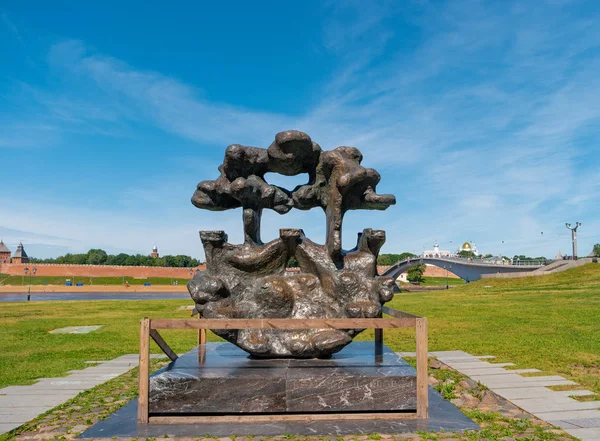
(0, 292, 192, 302)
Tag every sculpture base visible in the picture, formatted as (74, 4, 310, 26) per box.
(149, 342, 416, 415)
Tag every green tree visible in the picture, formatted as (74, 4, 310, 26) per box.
(407, 264, 426, 282)
(30, 249, 203, 267)
(377, 252, 417, 265)
(592, 244, 600, 257)
(457, 250, 475, 258)
(87, 249, 108, 265)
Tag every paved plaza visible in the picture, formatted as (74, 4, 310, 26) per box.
(1, 351, 599, 440)
(0, 354, 164, 435)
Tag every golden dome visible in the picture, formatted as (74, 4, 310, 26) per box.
(462, 241, 471, 250)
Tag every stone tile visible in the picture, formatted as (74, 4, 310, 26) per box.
(469, 373, 525, 382)
(49, 325, 102, 334)
(475, 378, 576, 388)
(0, 386, 78, 396)
(0, 353, 143, 435)
(534, 409, 600, 420)
(0, 396, 69, 408)
(509, 368, 541, 374)
(494, 387, 558, 400)
(0, 423, 21, 434)
(555, 390, 597, 397)
(446, 360, 493, 366)
(0, 408, 52, 422)
(562, 417, 600, 428)
(547, 420, 580, 429)
(522, 375, 570, 382)
(458, 368, 513, 376)
(564, 427, 600, 441)
(430, 350, 471, 357)
(511, 398, 600, 413)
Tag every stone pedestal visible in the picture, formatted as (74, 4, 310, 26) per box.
(149, 342, 416, 415)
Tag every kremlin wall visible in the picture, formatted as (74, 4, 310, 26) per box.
(0, 241, 458, 282)
(0, 241, 206, 281)
(0, 262, 206, 279)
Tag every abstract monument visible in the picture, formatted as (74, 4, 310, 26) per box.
(187, 130, 397, 358)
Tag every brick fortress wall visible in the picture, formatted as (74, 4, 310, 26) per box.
(0, 263, 206, 279)
(422, 265, 460, 278)
(0, 262, 458, 280)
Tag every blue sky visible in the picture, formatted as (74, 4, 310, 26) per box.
(1, 0, 599, 260)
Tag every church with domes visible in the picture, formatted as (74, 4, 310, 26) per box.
(423, 242, 452, 258)
(458, 241, 479, 256)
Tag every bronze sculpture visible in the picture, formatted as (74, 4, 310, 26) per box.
(188, 130, 396, 358)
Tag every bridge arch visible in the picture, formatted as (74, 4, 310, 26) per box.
(380, 257, 542, 282)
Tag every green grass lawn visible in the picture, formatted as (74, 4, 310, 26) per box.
(386, 263, 600, 393)
(0, 273, 189, 286)
(0, 264, 599, 394)
(401, 276, 466, 286)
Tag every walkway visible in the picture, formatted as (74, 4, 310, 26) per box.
(411, 350, 600, 441)
(0, 354, 164, 435)
(3, 350, 599, 439)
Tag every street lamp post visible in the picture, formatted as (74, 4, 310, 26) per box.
(23, 267, 37, 301)
(565, 222, 581, 260)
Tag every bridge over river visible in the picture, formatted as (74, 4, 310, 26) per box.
(380, 256, 548, 282)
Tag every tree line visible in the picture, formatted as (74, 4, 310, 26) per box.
(30, 249, 202, 268)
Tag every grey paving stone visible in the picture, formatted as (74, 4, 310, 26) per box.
(439, 361, 493, 369)
(0, 423, 21, 434)
(563, 417, 600, 428)
(494, 387, 558, 400)
(564, 427, 600, 441)
(534, 409, 600, 420)
(6, 382, 87, 391)
(0, 408, 52, 422)
(547, 420, 580, 429)
(522, 375, 570, 382)
(486, 380, 577, 388)
(0, 396, 68, 408)
(458, 368, 514, 375)
(430, 350, 471, 357)
(0, 388, 78, 398)
(0, 353, 145, 435)
(511, 399, 600, 413)
(555, 390, 597, 397)
(508, 368, 541, 374)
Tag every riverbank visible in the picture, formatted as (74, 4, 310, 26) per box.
(0, 284, 188, 293)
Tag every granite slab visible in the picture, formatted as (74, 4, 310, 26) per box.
(149, 342, 417, 414)
(79, 388, 478, 438)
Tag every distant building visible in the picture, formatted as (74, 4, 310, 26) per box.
(151, 245, 159, 259)
(423, 242, 452, 258)
(11, 242, 29, 264)
(0, 240, 11, 265)
(458, 241, 479, 256)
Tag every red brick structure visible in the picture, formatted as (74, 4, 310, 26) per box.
(0, 262, 206, 278)
(11, 242, 29, 264)
(151, 245, 159, 259)
(0, 241, 11, 265)
(376, 265, 460, 279)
